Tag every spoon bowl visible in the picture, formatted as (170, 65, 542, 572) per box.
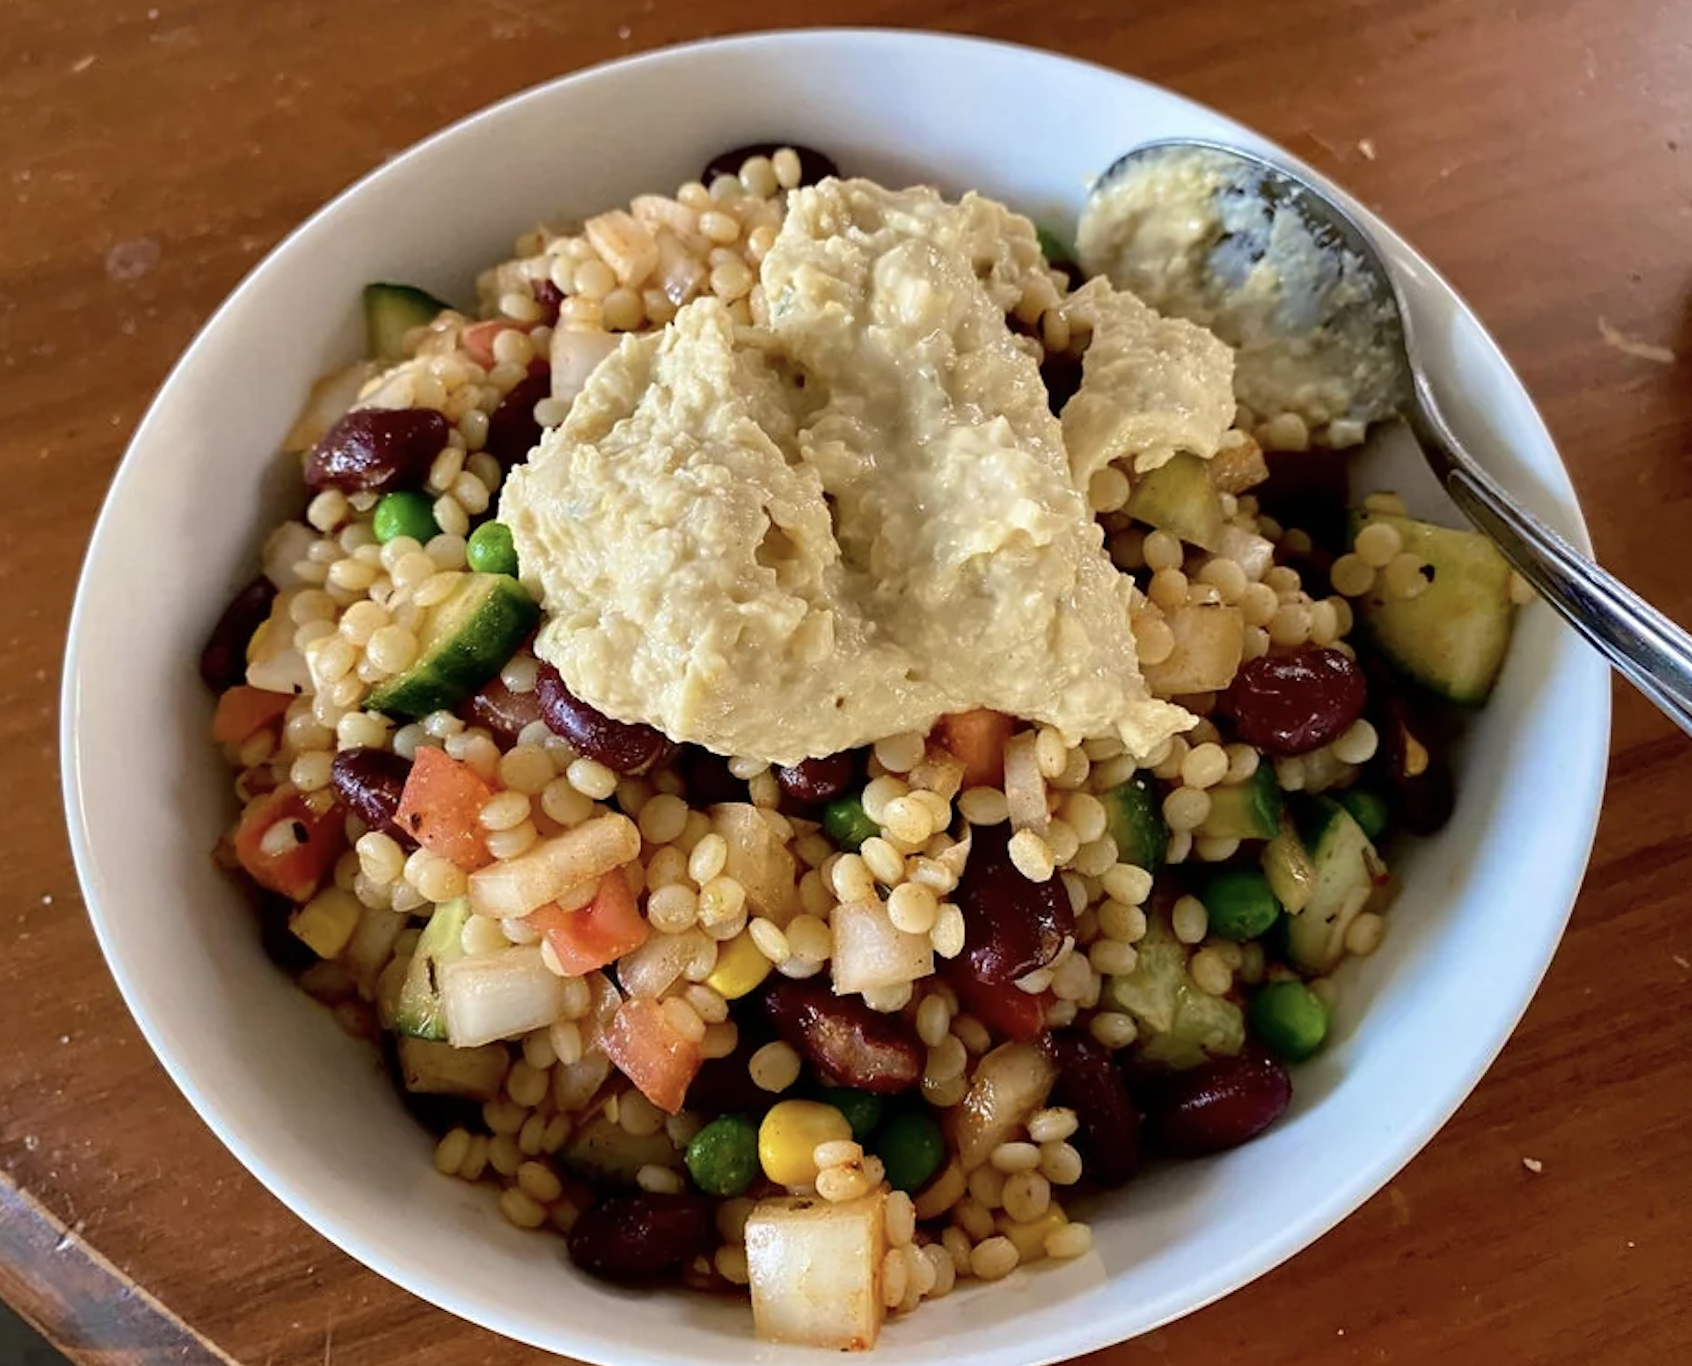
(1091, 138, 1692, 737)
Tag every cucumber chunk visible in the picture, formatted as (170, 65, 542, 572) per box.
(1102, 773, 1168, 873)
(1126, 452, 1225, 551)
(366, 572, 539, 721)
(1285, 797, 1381, 974)
(394, 897, 472, 1041)
(562, 1113, 683, 1186)
(1197, 760, 1282, 841)
(1261, 812, 1317, 914)
(1352, 511, 1517, 704)
(364, 282, 452, 364)
(1102, 913, 1244, 1069)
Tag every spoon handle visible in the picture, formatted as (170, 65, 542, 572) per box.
(1408, 380, 1692, 736)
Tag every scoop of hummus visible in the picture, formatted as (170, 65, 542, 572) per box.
(502, 179, 1231, 764)
(1077, 146, 1401, 431)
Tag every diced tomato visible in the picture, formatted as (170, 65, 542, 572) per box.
(529, 873, 651, 977)
(935, 709, 1015, 789)
(944, 960, 1051, 1043)
(231, 784, 345, 903)
(211, 685, 294, 745)
(460, 319, 535, 369)
(602, 998, 703, 1114)
(394, 747, 494, 870)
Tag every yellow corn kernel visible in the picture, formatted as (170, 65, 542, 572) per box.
(997, 1206, 1067, 1265)
(758, 1100, 852, 1188)
(706, 929, 773, 1001)
(289, 887, 362, 959)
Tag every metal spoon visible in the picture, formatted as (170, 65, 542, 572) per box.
(1087, 139, 1692, 735)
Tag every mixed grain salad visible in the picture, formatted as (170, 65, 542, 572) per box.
(201, 143, 1529, 1349)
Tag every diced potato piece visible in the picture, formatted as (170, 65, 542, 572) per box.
(831, 901, 933, 995)
(948, 1041, 1058, 1171)
(746, 1193, 887, 1350)
(551, 326, 621, 407)
(709, 804, 800, 925)
(907, 745, 967, 802)
(467, 814, 640, 919)
(439, 946, 567, 1047)
(1208, 432, 1270, 494)
(1140, 604, 1246, 697)
(1217, 525, 1275, 582)
(585, 210, 660, 287)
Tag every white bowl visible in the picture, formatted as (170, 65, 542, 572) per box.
(61, 28, 1609, 1366)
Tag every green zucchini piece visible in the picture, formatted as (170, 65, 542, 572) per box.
(364, 282, 451, 364)
(1126, 452, 1225, 551)
(366, 573, 539, 721)
(1352, 511, 1517, 704)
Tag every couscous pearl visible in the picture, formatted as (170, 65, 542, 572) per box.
(1162, 786, 1212, 832)
(1180, 742, 1230, 790)
(1331, 719, 1380, 765)
(1354, 520, 1404, 568)
(1142, 529, 1184, 571)
(1172, 894, 1210, 944)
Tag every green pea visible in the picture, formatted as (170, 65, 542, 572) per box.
(372, 490, 439, 545)
(822, 793, 877, 852)
(875, 1110, 946, 1193)
(813, 1087, 885, 1144)
(685, 1113, 760, 1197)
(1335, 788, 1390, 843)
(467, 520, 519, 576)
(1200, 867, 1282, 942)
(1248, 980, 1330, 1062)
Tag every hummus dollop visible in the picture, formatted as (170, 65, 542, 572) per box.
(502, 179, 1234, 765)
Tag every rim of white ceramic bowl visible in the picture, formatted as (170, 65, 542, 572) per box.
(62, 27, 1609, 1366)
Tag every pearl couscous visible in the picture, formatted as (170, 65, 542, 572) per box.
(201, 142, 1523, 1351)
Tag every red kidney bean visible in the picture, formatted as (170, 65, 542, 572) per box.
(200, 575, 277, 690)
(566, 1193, 714, 1285)
(531, 278, 564, 325)
(773, 752, 859, 806)
(1049, 1034, 1143, 1187)
(686, 1046, 778, 1117)
(763, 980, 922, 1094)
(459, 675, 545, 746)
(303, 408, 450, 494)
(679, 746, 747, 806)
(535, 662, 675, 776)
(1146, 1050, 1293, 1158)
(955, 823, 1075, 986)
(329, 747, 417, 850)
(701, 142, 840, 188)
(1371, 686, 1455, 836)
(1223, 646, 1367, 757)
(484, 370, 552, 469)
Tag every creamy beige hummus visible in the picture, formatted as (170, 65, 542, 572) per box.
(1077, 147, 1401, 432)
(502, 179, 1233, 764)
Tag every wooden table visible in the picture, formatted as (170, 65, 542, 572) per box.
(5, 0, 1690, 1361)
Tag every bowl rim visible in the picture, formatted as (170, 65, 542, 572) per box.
(61, 25, 1610, 1366)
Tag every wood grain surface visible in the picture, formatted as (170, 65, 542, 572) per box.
(4, 0, 1690, 1362)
